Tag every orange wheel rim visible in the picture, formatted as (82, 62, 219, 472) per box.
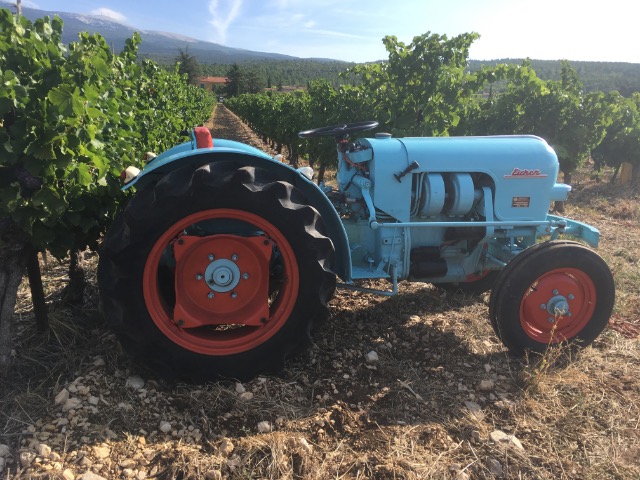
(520, 268, 596, 343)
(143, 209, 299, 355)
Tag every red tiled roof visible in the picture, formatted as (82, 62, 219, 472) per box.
(198, 76, 227, 84)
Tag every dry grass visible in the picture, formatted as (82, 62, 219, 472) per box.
(0, 116, 638, 479)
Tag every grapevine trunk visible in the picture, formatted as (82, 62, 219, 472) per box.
(0, 227, 30, 374)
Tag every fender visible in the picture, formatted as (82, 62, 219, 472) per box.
(123, 140, 352, 282)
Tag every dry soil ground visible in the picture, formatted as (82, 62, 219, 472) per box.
(0, 105, 638, 480)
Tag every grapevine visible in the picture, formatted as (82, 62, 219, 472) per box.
(0, 8, 215, 371)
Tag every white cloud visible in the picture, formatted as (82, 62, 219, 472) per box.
(22, 1, 40, 8)
(269, 0, 345, 8)
(304, 20, 316, 28)
(307, 29, 370, 40)
(208, 0, 243, 44)
(90, 8, 127, 23)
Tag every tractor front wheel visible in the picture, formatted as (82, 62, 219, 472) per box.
(98, 164, 336, 380)
(489, 241, 614, 354)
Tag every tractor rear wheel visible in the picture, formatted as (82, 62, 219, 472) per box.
(98, 164, 336, 380)
(489, 241, 614, 354)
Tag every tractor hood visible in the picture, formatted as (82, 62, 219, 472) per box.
(359, 134, 566, 222)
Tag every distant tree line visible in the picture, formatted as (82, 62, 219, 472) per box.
(201, 60, 353, 88)
(168, 52, 640, 98)
(468, 59, 640, 96)
(164, 57, 354, 89)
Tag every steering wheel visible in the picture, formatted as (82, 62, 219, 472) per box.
(298, 120, 379, 139)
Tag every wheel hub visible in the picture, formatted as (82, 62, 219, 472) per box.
(545, 294, 571, 319)
(520, 268, 597, 342)
(172, 234, 273, 328)
(205, 259, 240, 292)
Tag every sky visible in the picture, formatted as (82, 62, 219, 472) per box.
(14, 0, 640, 63)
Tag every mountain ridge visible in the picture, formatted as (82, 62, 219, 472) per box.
(0, 1, 317, 63)
(3, 1, 640, 94)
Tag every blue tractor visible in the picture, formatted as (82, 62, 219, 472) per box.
(98, 122, 615, 380)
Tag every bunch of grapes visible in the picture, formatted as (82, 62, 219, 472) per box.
(14, 167, 43, 198)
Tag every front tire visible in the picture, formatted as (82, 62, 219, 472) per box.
(98, 164, 336, 380)
(489, 241, 614, 354)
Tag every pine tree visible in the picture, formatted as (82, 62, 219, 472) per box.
(174, 47, 201, 85)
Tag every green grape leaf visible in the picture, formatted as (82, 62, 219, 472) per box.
(31, 186, 68, 217)
(31, 142, 57, 160)
(90, 57, 111, 77)
(75, 163, 93, 186)
(66, 211, 82, 226)
(90, 138, 105, 150)
(23, 156, 46, 176)
(0, 97, 14, 117)
(0, 184, 20, 212)
(48, 85, 84, 116)
(31, 220, 56, 244)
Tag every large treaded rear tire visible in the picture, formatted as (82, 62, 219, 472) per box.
(98, 163, 336, 381)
